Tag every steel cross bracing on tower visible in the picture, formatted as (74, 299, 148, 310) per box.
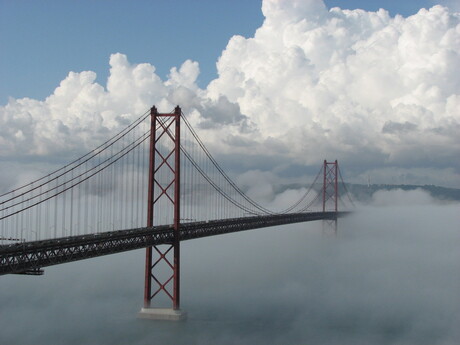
(0, 105, 354, 314)
(323, 160, 338, 212)
(144, 106, 181, 311)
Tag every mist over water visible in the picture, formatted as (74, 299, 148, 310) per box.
(1, 201, 459, 345)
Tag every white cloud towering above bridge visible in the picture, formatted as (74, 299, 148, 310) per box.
(0, 0, 459, 187)
(207, 0, 460, 185)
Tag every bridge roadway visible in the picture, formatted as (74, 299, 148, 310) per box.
(0, 212, 347, 275)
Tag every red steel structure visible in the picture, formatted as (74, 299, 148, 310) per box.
(144, 106, 181, 310)
(0, 102, 353, 319)
(322, 160, 338, 212)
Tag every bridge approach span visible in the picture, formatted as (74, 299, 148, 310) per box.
(0, 212, 347, 275)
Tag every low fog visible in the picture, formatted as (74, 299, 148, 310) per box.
(1, 190, 458, 345)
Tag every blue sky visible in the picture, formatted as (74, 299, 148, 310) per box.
(0, 0, 447, 104)
(1, 0, 458, 188)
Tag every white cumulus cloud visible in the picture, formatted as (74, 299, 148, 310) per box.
(0, 0, 459, 188)
(207, 0, 460, 185)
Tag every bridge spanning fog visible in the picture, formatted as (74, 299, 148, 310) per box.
(0, 106, 353, 319)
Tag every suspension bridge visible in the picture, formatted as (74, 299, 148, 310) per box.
(0, 106, 353, 320)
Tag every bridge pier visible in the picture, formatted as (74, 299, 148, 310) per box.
(138, 307, 187, 321)
(140, 105, 185, 320)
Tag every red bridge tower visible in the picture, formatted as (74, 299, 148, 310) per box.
(138, 106, 186, 320)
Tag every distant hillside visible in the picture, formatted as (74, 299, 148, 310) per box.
(346, 184, 460, 203)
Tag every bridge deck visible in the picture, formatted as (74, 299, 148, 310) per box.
(0, 212, 347, 275)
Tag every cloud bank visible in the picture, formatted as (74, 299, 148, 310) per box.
(208, 0, 460, 185)
(0, 0, 459, 187)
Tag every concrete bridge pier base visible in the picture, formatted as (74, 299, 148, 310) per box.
(138, 307, 187, 321)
